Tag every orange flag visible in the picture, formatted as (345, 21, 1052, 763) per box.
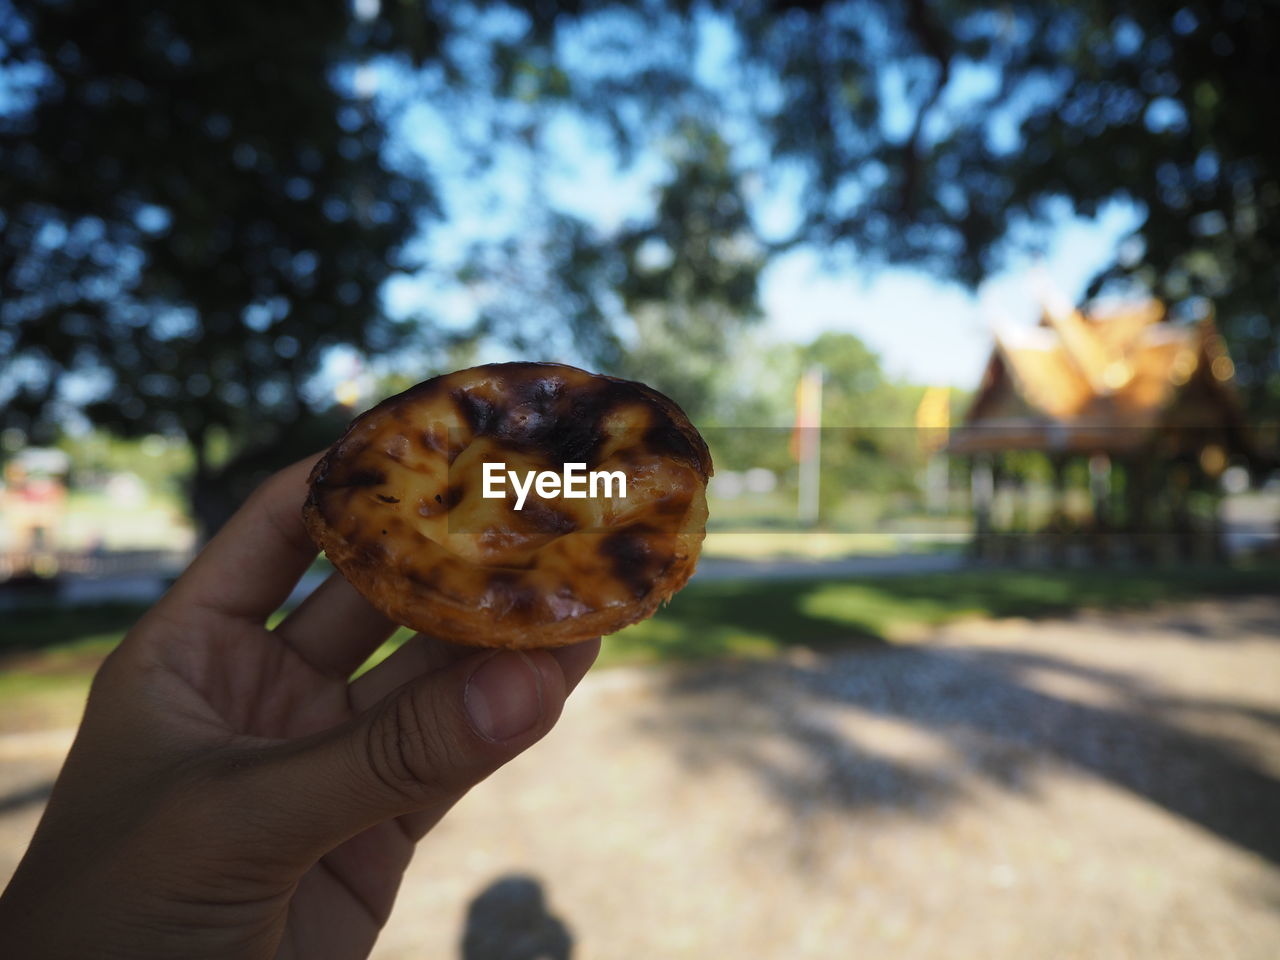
(790, 366, 824, 461)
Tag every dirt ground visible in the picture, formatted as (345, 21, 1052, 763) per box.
(2, 597, 1279, 959)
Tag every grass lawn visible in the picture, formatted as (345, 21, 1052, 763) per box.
(2, 561, 1277, 729)
(603, 560, 1280, 664)
(699, 531, 965, 560)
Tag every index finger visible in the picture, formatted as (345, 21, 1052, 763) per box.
(160, 454, 322, 623)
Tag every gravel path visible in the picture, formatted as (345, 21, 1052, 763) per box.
(2, 597, 1278, 959)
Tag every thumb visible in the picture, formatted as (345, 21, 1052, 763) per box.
(241, 648, 568, 863)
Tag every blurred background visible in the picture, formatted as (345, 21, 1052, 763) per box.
(1, 1, 1278, 957)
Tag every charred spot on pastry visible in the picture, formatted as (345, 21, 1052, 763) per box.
(520, 501, 579, 536)
(453, 388, 501, 434)
(541, 409, 606, 465)
(491, 376, 605, 463)
(643, 421, 700, 467)
(303, 362, 711, 649)
(444, 483, 466, 510)
(505, 372, 564, 420)
(600, 524, 667, 599)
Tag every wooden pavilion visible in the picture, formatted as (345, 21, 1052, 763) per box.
(949, 298, 1252, 563)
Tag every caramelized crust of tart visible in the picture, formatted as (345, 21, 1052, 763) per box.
(303, 362, 713, 648)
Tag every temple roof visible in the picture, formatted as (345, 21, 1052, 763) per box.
(950, 299, 1249, 456)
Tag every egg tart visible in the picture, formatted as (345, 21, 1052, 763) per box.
(303, 362, 712, 648)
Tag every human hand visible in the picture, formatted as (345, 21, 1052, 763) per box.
(0, 456, 599, 960)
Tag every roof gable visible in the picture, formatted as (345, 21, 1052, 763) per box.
(953, 297, 1247, 455)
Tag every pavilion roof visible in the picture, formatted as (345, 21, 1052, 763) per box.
(949, 299, 1249, 456)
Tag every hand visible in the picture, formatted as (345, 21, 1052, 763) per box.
(0, 456, 599, 960)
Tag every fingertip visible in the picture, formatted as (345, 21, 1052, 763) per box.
(549, 637, 601, 694)
(526, 648, 569, 708)
(463, 650, 548, 743)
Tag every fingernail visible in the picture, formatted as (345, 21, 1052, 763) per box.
(465, 651, 544, 742)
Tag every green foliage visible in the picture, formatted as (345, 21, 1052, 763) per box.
(499, 0, 1280, 417)
(722, 0, 1280, 415)
(55, 431, 192, 499)
(0, 1, 444, 530)
(4, 0, 1278, 540)
(0, 1, 429, 443)
(584, 119, 766, 421)
(798, 332, 930, 519)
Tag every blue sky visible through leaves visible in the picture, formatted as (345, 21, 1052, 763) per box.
(371, 11, 1145, 390)
(0, 3, 1147, 414)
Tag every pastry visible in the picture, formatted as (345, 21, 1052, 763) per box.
(303, 362, 712, 648)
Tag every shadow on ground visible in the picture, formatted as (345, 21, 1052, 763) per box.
(459, 874, 573, 960)
(639, 606, 1280, 866)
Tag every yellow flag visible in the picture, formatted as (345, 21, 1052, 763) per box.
(915, 385, 950, 452)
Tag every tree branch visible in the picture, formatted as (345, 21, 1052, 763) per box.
(900, 0, 952, 215)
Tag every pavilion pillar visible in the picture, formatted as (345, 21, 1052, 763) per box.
(1088, 453, 1112, 564)
(1211, 486, 1228, 563)
(971, 455, 994, 560)
(1170, 463, 1194, 562)
(1013, 470, 1033, 564)
(1048, 453, 1068, 566)
(1124, 452, 1154, 563)
(1195, 451, 1229, 563)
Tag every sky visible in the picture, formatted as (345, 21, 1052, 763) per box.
(379, 11, 1146, 393)
(384, 95, 1143, 393)
(755, 201, 1143, 388)
(0, 4, 1149, 412)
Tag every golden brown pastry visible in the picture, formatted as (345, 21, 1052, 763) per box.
(303, 362, 712, 648)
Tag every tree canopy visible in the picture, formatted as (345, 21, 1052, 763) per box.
(0, 1, 438, 527)
(2, 0, 1277, 532)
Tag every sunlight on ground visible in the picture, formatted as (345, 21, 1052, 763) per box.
(2, 592, 1278, 958)
(4, 564, 1279, 730)
(700, 531, 961, 560)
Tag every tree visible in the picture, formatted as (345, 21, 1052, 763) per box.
(448, 112, 765, 425)
(0, 3, 766, 537)
(0, 1, 443, 533)
(611, 119, 764, 420)
(715, 0, 1280, 420)
(469, 0, 1280, 422)
(7, 0, 1279, 543)
(799, 332, 926, 520)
